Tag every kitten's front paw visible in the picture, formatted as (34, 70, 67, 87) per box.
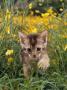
(37, 58, 50, 70)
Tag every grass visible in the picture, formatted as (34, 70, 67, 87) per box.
(0, 1, 67, 90)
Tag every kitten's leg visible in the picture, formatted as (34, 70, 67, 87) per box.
(23, 63, 31, 79)
(20, 51, 31, 79)
(38, 54, 50, 70)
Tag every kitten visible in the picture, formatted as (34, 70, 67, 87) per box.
(19, 30, 50, 78)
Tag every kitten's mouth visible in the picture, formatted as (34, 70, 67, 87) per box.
(32, 57, 39, 62)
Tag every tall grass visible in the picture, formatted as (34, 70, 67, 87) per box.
(0, 0, 67, 90)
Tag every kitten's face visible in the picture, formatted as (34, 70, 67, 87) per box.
(19, 31, 48, 61)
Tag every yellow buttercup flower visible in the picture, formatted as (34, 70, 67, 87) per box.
(43, 18, 49, 25)
(7, 57, 14, 63)
(29, 27, 37, 34)
(35, 10, 40, 13)
(5, 49, 14, 56)
(5, 9, 11, 20)
(62, 35, 67, 38)
(18, 16, 23, 25)
(47, 8, 53, 14)
(13, 16, 17, 24)
(29, 3, 33, 9)
(33, 28, 37, 33)
(64, 44, 67, 51)
(59, 8, 63, 11)
(13, 15, 23, 25)
(64, 22, 67, 26)
(41, 13, 49, 17)
(6, 26, 10, 34)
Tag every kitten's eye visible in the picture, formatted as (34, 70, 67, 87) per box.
(27, 48, 31, 53)
(37, 48, 41, 52)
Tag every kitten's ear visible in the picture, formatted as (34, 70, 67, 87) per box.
(40, 30, 48, 38)
(18, 32, 27, 47)
(19, 32, 27, 41)
(39, 30, 48, 47)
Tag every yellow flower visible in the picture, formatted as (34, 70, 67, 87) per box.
(35, 10, 40, 13)
(13, 16, 17, 24)
(64, 44, 67, 51)
(41, 13, 49, 17)
(6, 26, 10, 34)
(29, 27, 37, 34)
(18, 16, 23, 25)
(64, 35, 67, 38)
(5, 49, 14, 56)
(29, 3, 33, 9)
(7, 57, 14, 63)
(64, 22, 67, 26)
(47, 8, 53, 14)
(33, 28, 37, 33)
(43, 18, 49, 25)
(13, 16, 23, 25)
(59, 8, 63, 11)
(5, 9, 11, 20)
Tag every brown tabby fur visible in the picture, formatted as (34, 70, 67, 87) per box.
(19, 30, 50, 79)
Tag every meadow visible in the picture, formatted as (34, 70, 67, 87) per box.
(0, 0, 67, 90)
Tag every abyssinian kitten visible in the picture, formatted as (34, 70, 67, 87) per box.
(19, 30, 50, 78)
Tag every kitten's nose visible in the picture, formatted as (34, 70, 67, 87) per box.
(33, 54, 36, 58)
